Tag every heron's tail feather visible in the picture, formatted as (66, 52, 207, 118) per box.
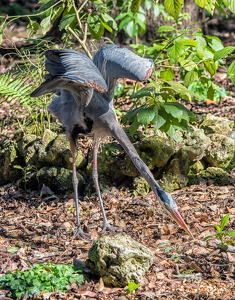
(30, 78, 66, 97)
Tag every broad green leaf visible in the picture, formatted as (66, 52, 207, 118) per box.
(131, 0, 142, 15)
(157, 25, 176, 32)
(129, 117, 140, 136)
(164, 0, 183, 20)
(126, 20, 138, 38)
(145, 0, 152, 10)
(221, 213, 230, 230)
(224, 0, 235, 14)
(123, 105, 146, 122)
(196, 36, 206, 59)
(167, 41, 185, 64)
(153, 3, 160, 17)
(137, 107, 155, 125)
(229, 60, 235, 75)
(119, 16, 132, 30)
(41, 14, 52, 34)
(166, 124, 181, 141)
(214, 224, 221, 232)
(130, 87, 155, 99)
(135, 16, 146, 31)
(207, 81, 214, 100)
(226, 230, 235, 237)
(87, 14, 104, 40)
(37, 0, 54, 13)
(27, 20, 40, 37)
(51, 3, 65, 24)
(151, 112, 166, 129)
(180, 39, 197, 47)
(214, 46, 235, 61)
(184, 71, 198, 87)
(204, 61, 217, 76)
(163, 103, 183, 120)
(115, 12, 131, 21)
(0, 34, 2, 45)
(59, 13, 76, 30)
(7, 247, 18, 253)
(166, 81, 192, 101)
(207, 36, 224, 51)
(194, 0, 207, 8)
(101, 13, 118, 30)
(179, 58, 197, 71)
(205, 0, 216, 15)
(160, 68, 174, 81)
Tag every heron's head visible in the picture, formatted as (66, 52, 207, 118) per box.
(157, 188, 194, 239)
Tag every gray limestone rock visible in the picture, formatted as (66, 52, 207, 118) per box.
(183, 127, 211, 161)
(188, 167, 235, 186)
(205, 134, 235, 171)
(35, 166, 85, 193)
(199, 114, 234, 137)
(85, 233, 153, 287)
(159, 149, 190, 192)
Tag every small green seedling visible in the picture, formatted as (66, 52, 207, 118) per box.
(204, 213, 235, 245)
(67, 207, 75, 214)
(125, 282, 140, 295)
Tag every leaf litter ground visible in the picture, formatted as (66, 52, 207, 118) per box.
(1, 180, 235, 300)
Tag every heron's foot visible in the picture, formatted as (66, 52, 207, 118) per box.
(73, 226, 91, 240)
(101, 222, 124, 234)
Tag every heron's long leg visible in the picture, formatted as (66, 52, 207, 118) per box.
(69, 137, 90, 239)
(93, 138, 119, 233)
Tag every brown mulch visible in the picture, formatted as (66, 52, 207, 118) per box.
(1, 181, 235, 300)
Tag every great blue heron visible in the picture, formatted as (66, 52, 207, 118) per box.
(31, 44, 193, 239)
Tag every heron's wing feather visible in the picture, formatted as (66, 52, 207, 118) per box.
(31, 49, 108, 106)
(93, 45, 153, 99)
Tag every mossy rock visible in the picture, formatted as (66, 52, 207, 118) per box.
(43, 134, 86, 170)
(132, 176, 150, 196)
(159, 149, 190, 192)
(199, 114, 234, 137)
(87, 142, 126, 182)
(188, 167, 235, 186)
(205, 134, 235, 171)
(31, 166, 85, 193)
(189, 160, 205, 174)
(183, 127, 211, 161)
(0, 140, 23, 184)
(85, 233, 153, 287)
(121, 135, 175, 177)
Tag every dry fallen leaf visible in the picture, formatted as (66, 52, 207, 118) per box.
(190, 262, 202, 273)
(181, 204, 191, 211)
(95, 277, 104, 292)
(77, 291, 97, 297)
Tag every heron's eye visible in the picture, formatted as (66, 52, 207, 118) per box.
(164, 204, 167, 208)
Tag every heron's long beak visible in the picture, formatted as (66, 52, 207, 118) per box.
(169, 209, 194, 239)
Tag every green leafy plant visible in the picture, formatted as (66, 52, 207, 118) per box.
(204, 213, 235, 245)
(125, 281, 140, 295)
(0, 263, 85, 299)
(14, 165, 36, 189)
(188, 81, 230, 101)
(0, 42, 54, 136)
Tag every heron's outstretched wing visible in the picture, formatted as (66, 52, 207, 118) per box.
(30, 49, 108, 106)
(93, 44, 153, 99)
